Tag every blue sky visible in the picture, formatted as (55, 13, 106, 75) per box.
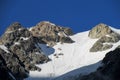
(0, 0, 120, 35)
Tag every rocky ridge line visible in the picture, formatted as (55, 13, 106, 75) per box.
(0, 22, 48, 80)
(0, 21, 74, 80)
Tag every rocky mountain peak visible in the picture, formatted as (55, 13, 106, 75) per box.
(0, 22, 50, 79)
(6, 22, 22, 32)
(37, 21, 56, 26)
(88, 23, 112, 39)
(0, 22, 32, 45)
(30, 21, 74, 47)
(89, 23, 120, 52)
(0, 21, 74, 79)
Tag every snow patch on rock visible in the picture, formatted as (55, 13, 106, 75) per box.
(0, 45, 10, 53)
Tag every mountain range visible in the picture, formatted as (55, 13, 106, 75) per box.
(0, 21, 120, 80)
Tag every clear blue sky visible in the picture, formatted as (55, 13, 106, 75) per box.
(0, 0, 120, 35)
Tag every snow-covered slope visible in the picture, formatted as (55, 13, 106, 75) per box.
(26, 28, 120, 80)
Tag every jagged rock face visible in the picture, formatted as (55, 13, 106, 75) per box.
(0, 48, 28, 80)
(0, 23, 31, 45)
(90, 33, 120, 52)
(30, 21, 74, 47)
(0, 22, 50, 79)
(88, 23, 112, 39)
(0, 51, 16, 80)
(89, 23, 120, 52)
(78, 46, 120, 80)
(9, 37, 49, 65)
(6, 22, 22, 32)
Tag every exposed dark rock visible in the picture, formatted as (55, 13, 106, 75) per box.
(77, 46, 120, 80)
(0, 26, 32, 45)
(0, 52, 16, 80)
(6, 22, 22, 32)
(0, 22, 50, 80)
(0, 48, 28, 80)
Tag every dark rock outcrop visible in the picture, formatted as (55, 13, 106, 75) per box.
(77, 46, 120, 80)
(0, 48, 28, 80)
(1, 22, 49, 65)
(30, 21, 74, 47)
(0, 23, 31, 45)
(0, 51, 16, 80)
(6, 22, 22, 32)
